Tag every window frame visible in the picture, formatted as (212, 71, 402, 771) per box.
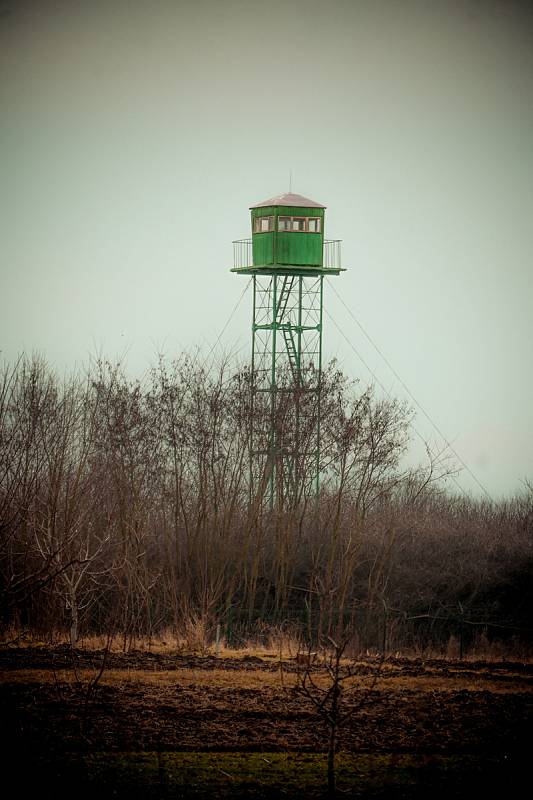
(306, 217, 322, 233)
(253, 215, 274, 233)
(277, 216, 322, 233)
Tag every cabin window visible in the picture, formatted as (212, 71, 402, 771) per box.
(254, 216, 274, 233)
(277, 216, 322, 233)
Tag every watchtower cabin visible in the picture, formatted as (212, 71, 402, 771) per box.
(232, 192, 341, 276)
(232, 191, 344, 509)
(251, 193, 325, 271)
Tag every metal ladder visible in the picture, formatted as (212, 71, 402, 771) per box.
(275, 276, 295, 323)
(282, 325, 300, 384)
(275, 276, 300, 383)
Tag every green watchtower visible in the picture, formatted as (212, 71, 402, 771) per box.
(250, 194, 325, 269)
(232, 192, 344, 509)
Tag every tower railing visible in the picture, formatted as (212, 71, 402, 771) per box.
(233, 239, 253, 270)
(232, 239, 342, 270)
(323, 239, 342, 270)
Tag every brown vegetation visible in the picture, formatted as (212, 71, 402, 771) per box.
(0, 353, 531, 658)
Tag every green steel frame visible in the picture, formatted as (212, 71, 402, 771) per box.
(250, 273, 324, 509)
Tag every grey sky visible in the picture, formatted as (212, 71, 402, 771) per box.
(1, 0, 532, 498)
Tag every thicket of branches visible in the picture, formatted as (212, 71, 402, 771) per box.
(1, 354, 531, 655)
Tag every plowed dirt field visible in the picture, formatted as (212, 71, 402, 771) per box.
(1, 646, 531, 798)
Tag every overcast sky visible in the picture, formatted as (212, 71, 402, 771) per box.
(1, 0, 532, 499)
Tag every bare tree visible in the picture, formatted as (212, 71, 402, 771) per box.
(1, 351, 530, 656)
(293, 634, 383, 798)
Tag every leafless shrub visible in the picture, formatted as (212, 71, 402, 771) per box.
(1, 352, 530, 659)
(291, 635, 384, 798)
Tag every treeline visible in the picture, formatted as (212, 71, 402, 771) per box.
(0, 354, 531, 656)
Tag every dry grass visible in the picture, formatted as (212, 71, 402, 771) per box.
(2, 664, 531, 695)
(1, 626, 531, 663)
(0, 667, 293, 690)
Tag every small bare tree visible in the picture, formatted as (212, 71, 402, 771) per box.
(293, 635, 383, 798)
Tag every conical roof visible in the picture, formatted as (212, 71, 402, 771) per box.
(250, 192, 326, 209)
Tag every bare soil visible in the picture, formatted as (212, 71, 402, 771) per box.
(1, 645, 531, 797)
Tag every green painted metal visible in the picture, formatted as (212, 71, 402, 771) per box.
(270, 273, 278, 508)
(250, 276, 257, 505)
(316, 276, 324, 500)
(251, 205, 324, 268)
(233, 194, 343, 509)
(232, 264, 342, 277)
